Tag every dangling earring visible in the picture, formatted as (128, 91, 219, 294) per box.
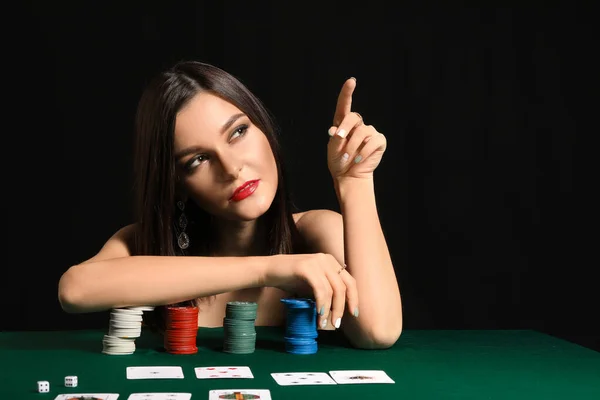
(176, 200, 190, 250)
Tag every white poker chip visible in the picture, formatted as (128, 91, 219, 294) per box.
(102, 334, 136, 355)
(101, 306, 153, 355)
(127, 306, 155, 312)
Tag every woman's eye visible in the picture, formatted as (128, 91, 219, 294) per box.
(187, 155, 207, 170)
(230, 124, 248, 141)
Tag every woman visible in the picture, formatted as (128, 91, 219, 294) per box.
(58, 61, 402, 349)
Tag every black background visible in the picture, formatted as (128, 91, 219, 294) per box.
(5, 3, 596, 352)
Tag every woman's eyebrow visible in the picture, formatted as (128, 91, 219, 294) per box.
(175, 113, 246, 160)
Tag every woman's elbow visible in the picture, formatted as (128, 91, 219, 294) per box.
(58, 266, 87, 313)
(350, 319, 403, 350)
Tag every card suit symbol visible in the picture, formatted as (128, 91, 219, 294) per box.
(350, 375, 373, 380)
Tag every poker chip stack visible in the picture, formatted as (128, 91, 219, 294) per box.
(164, 305, 199, 354)
(223, 301, 258, 354)
(281, 298, 319, 354)
(102, 306, 154, 355)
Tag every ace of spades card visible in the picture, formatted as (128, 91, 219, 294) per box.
(329, 370, 395, 384)
(126, 366, 184, 379)
(271, 372, 337, 386)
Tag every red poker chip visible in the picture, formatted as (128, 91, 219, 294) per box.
(163, 305, 199, 354)
(167, 324, 198, 330)
(165, 332, 197, 338)
(167, 350, 198, 355)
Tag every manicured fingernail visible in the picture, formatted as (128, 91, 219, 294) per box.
(353, 307, 359, 318)
(354, 155, 363, 163)
(321, 318, 327, 328)
(341, 153, 349, 163)
(334, 318, 341, 329)
(328, 127, 336, 136)
(336, 129, 347, 138)
(350, 77, 356, 82)
(319, 306, 325, 315)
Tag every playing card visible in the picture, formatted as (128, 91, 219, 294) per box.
(126, 366, 184, 379)
(195, 366, 254, 379)
(127, 393, 191, 400)
(329, 370, 395, 384)
(271, 372, 337, 386)
(54, 394, 119, 400)
(208, 389, 271, 400)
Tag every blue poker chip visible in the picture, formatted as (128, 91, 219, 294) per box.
(280, 298, 316, 309)
(281, 298, 319, 354)
(285, 341, 318, 355)
(284, 336, 316, 344)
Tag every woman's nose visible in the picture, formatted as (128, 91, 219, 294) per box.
(218, 152, 242, 180)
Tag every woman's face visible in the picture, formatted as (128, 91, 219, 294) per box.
(173, 92, 278, 222)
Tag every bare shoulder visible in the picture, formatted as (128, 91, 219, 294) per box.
(80, 223, 137, 264)
(292, 210, 344, 261)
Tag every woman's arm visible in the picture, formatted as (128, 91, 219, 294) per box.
(59, 255, 272, 313)
(58, 224, 358, 317)
(336, 178, 402, 348)
(297, 201, 402, 349)
(313, 77, 402, 349)
(58, 224, 266, 313)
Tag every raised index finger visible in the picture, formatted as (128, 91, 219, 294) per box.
(333, 77, 357, 126)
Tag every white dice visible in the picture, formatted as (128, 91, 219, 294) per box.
(37, 380, 49, 393)
(65, 375, 78, 387)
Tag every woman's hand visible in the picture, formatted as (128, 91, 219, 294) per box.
(263, 253, 359, 330)
(327, 78, 387, 182)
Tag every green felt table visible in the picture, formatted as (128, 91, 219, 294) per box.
(1, 327, 599, 399)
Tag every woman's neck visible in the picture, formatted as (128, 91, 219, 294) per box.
(212, 217, 268, 257)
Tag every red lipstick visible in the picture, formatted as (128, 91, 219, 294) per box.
(230, 180, 260, 202)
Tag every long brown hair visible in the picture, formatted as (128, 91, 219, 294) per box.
(132, 61, 303, 330)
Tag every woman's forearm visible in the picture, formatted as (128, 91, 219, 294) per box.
(335, 177, 402, 348)
(58, 255, 269, 313)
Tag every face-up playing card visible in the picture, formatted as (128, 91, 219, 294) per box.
(271, 372, 337, 386)
(208, 389, 271, 400)
(127, 393, 191, 400)
(195, 366, 254, 379)
(329, 370, 395, 384)
(126, 366, 184, 379)
(54, 394, 119, 400)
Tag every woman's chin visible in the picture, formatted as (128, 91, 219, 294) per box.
(229, 194, 273, 220)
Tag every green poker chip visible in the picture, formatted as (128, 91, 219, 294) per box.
(223, 302, 258, 354)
